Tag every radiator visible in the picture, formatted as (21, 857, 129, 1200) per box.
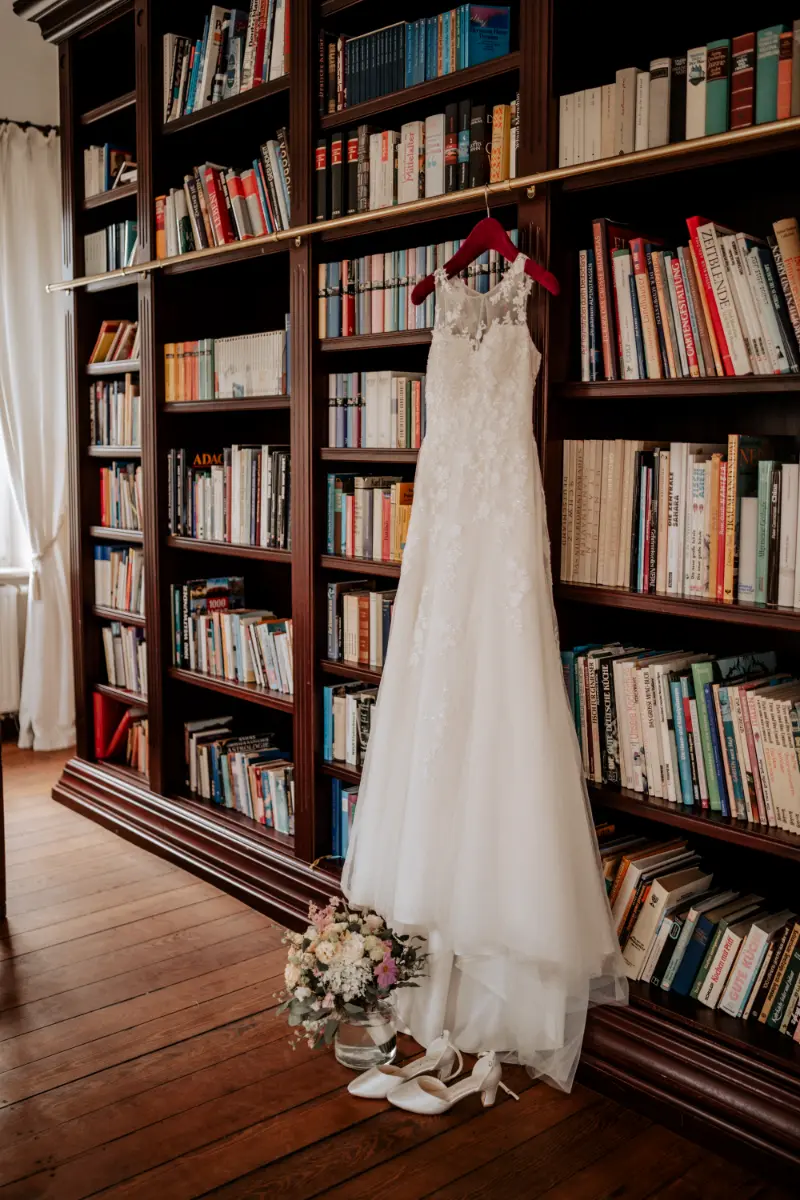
(0, 576, 26, 715)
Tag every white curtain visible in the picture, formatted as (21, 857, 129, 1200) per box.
(0, 123, 74, 750)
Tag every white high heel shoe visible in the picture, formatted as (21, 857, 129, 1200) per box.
(387, 1051, 519, 1115)
(347, 1032, 463, 1100)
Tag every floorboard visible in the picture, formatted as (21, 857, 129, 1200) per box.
(0, 744, 793, 1199)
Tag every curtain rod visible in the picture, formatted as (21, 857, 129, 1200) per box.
(1, 118, 59, 134)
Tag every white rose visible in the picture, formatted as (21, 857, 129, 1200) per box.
(316, 940, 336, 964)
(363, 935, 379, 952)
(341, 933, 365, 964)
(370, 944, 385, 962)
(305, 925, 318, 940)
(284, 963, 301, 988)
(364, 913, 383, 933)
(295, 987, 311, 1000)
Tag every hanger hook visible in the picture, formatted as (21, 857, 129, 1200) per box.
(484, 185, 490, 219)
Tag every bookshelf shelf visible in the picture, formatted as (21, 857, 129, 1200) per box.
(87, 445, 141, 458)
(159, 238, 289, 278)
(555, 582, 800, 631)
(166, 536, 292, 563)
(320, 658, 382, 685)
(556, 378, 800, 400)
(95, 682, 148, 706)
(168, 667, 294, 713)
(163, 395, 290, 414)
(85, 360, 140, 376)
(589, 784, 800, 863)
(319, 189, 515, 242)
(319, 52, 522, 131)
(320, 759, 362, 786)
(99, 760, 149, 788)
(89, 526, 144, 543)
(319, 0, 363, 15)
(161, 75, 290, 135)
(176, 791, 295, 853)
(92, 605, 146, 626)
(320, 330, 432, 352)
(80, 90, 136, 125)
(82, 182, 137, 211)
(320, 448, 418, 463)
(321, 554, 402, 578)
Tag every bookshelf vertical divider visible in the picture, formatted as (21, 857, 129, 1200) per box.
(18, 0, 800, 1180)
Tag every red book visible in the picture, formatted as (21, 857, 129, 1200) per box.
(240, 169, 266, 236)
(93, 691, 126, 758)
(778, 32, 794, 120)
(685, 216, 734, 377)
(731, 34, 755, 129)
(357, 594, 370, 664)
(253, 0, 268, 81)
(716, 460, 727, 601)
(203, 167, 235, 244)
(669, 254, 699, 376)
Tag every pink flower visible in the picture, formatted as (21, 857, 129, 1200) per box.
(322, 991, 335, 1010)
(310, 903, 334, 932)
(374, 954, 397, 989)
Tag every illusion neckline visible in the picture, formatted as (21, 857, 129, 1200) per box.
(440, 252, 528, 301)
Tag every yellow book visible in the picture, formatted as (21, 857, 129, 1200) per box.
(490, 104, 511, 183)
(723, 433, 739, 602)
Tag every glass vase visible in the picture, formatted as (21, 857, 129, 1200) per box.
(334, 1001, 397, 1071)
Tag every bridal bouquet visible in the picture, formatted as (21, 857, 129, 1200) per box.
(279, 897, 426, 1049)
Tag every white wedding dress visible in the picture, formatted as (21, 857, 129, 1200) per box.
(342, 253, 627, 1092)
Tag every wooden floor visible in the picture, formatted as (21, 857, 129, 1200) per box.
(0, 745, 792, 1200)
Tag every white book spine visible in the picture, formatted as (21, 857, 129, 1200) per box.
(558, 93, 574, 167)
(779, 463, 799, 607)
(573, 90, 585, 165)
(719, 925, 769, 1017)
(738, 496, 758, 602)
(424, 114, 445, 197)
(560, 441, 572, 581)
(648, 57, 671, 147)
(634, 71, 650, 150)
(612, 253, 639, 379)
(696, 222, 752, 375)
(614, 68, 638, 154)
(697, 928, 744, 1008)
(666, 442, 684, 595)
(584, 86, 601, 161)
(685, 46, 707, 139)
(600, 83, 616, 158)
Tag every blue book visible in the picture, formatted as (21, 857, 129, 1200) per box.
(331, 779, 341, 858)
(405, 22, 415, 88)
(717, 686, 746, 816)
(703, 681, 731, 817)
(442, 11, 451, 75)
(326, 474, 336, 552)
(426, 17, 438, 81)
(323, 686, 335, 762)
(185, 34, 204, 115)
(341, 786, 352, 857)
(627, 273, 646, 378)
(415, 20, 426, 84)
(669, 677, 694, 805)
(467, 5, 510, 68)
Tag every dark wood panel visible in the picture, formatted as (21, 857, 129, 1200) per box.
(320, 448, 419, 463)
(556, 378, 800, 400)
(321, 555, 401, 578)
(91, 605, 146, 626)
(95, 682, 148, 705)
(165, 536, 292, 563)
(320, 759, 362, 786)
(162, 395, 290, 413)
(161, 75, 289, 135)
(80, 88, 136, 124)
(87, 445, 141, 457)
(320, 330, 432, 352)
(555, 582, 800, 631)
(85, 360, 140, 376)
(320, 658, 382, 684)
(82, 181, 137, 210)
(89, 526, 144, 542)
(167, 667, 293, 712)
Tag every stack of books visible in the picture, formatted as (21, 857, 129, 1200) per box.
(327, 371, 426, 450)
(326, 474, 413, 565)
(93, 692, 148, 771)
(579, 214, 800, 382)
(331, 778, 359, 859)
(319, 7, 511, 113)
(164, 326, 288, 401)
(184, 716, 294, 834)
(164, 1, 288, 123)
(326, 580, 397, 669)
(89, 320, 139, 365)
(83, 145, 134, 198)
(126, 716, 148, 773)
(559, 23, 800, 166)
(84, 222, 138, 274)
(155, 130, 291, 258)
(560, 434, 800, 607)
(90, 377, 140, 448)
(99, 462, 143, 531)
(314, 97, 517, 221)
(170, 575, 293, 696)
(323, 681, 377, 769)
(101, 622, 147, 696)
(94, 545, 145, 615)
(167, 444, 290, 549)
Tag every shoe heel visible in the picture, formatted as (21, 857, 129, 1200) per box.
(481, 1080, 499, 1107)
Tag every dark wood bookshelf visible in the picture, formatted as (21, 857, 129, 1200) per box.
(92, 605, 146, 626)
(79, 89, 136, 124)
(320, 447, 418, 463)
(320, 657, 382, 685)
(161, 75, 289, 135)
(320, 330, 432, 352)
(89, 526, 144, 543)
(85, 360, 140, 376)
(87, 445, 141, 457)
(163, 395, 290, 414)
(95, 682, 147, 707)
(556, 378, 800, 400)
(99, 759, 149, 788)
(176, 790, 295, 852)
(82, 181, 137, 211)
(555, 582, 800, 632)
(319, 52, 521, 131)
(319, 0, 363, 15)
(168, 667, 294, 713)
(85, 275, 137, 294)
(320, 759, 362, 786)
(321, 554, 402, 578)
(166, 536, 292, 563)
(160, 238, 288, 277)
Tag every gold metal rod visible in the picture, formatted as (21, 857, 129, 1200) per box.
(47, 113, 800, 294)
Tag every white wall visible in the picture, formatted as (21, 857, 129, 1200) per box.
(0, 1, 59, 127)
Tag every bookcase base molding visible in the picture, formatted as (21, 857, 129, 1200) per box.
(52, 759, 333, 926)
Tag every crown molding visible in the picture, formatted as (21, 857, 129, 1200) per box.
(13, 0, 131, 42)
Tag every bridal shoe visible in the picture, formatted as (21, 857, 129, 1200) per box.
(347, 1032, 463, 1099)
(387, 1051, 519, 1115)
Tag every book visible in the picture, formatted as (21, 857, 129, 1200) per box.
(705, 39, 730, 134)
(731, 33, 756, 128)
(685, 46, 707, 139)
(756, 25, 787, 124)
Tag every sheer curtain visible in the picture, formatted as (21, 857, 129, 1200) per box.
(0, 123, 74, 750)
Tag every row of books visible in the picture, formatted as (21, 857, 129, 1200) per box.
(99, 462, 143, 532)
(323, 681, 376, 769)
(155, 133, 291, 260)
(601, 827, 800, 1041)
(125, 715, 148, 773)
(94, 545, 144, 616)
(93, 692, 148, 771)
(331, 779, 358, 860)
(327, 371, 427, 451)
(583, 214, 800, 382)
(83, 145, 134, 199)
(560, 435, 800, 608)
(319, 8, 510, 114)
(319, 233, 518, 339)
(326, 580, 396, 670)
(89, 320, 139, 365)
(164, 1, 288, 123)
(314, 98, 517, 222)
(101, 622, 147, 697)
(170, 575, 293, 696)
(560, 24, 800, 167)
(167, 444, 291, 550)
(184, 716, 294, 834)
(90, 378, 140, 448)
(164, 327, 288, 402)
(84, 222, 138, 275)
(568, 644, 800, 831)
(326, 474, 414, 566)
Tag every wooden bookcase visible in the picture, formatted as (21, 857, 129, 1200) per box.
(16, 0, 800, 1180)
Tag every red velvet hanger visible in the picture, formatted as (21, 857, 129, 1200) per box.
(410, 215, 560, 305)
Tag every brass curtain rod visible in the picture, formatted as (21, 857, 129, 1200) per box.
(46, 112, 800, 294)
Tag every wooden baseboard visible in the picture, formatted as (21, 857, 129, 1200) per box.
(52, 757, 333, 928)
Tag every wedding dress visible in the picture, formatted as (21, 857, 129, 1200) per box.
(342, 253, 627, 1092)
